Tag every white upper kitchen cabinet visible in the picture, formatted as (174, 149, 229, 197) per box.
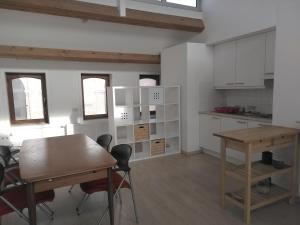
(235, 33, 266, 88)
(199, 114, 221, 153)
(213, 41, 236, 88)
(265, 31, 276, 75)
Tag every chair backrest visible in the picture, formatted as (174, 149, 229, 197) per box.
(96, 134, 112, 151)
(111, 144, 132, 172)
(0, 146, 12, 167)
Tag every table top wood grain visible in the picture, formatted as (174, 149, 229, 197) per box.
(214, 125, 299, 143)
(19, 134, 117, 182)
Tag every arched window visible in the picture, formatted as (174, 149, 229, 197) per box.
(6, 73, 49, 124)
(81, 74, 110, 120)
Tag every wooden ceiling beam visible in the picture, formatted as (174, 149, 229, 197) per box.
(0, 0, 204, 32)
(0, 45, 161, 64)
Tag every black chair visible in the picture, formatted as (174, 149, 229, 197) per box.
(0, 164, 55, 222)
(76, 144, 139, 224)
(0, 146, 21, 186)
(96, 134, 113, 151)
(68, 134, 113, 193)
(0, 146, 55, 219)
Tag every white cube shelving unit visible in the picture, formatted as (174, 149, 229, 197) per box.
(108, 86, 181, 161)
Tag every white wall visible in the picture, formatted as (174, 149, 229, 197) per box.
(224, 80, 274, 114)
(161, 43, 223, 152)
(161, 43, 188, 151)
(0, 58, 159, 144)
(202, 0, 279, 44)
(271, 1, 300, 194)
(0, 9, 201, 55)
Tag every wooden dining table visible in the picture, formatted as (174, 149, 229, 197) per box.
(19, 134, 117, 225)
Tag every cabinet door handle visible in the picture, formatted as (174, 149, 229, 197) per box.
(211, 117, 220, 120)
(237, 121, 247, 124)
(226, 82, 235, 85)
(235, 82, 245, 85)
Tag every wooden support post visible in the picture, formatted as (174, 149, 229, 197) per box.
(244, 144, 252, 225)
(220, 139, 226, 208)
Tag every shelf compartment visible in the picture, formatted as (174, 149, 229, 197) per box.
(149, 87, 164, 105)
(115, 88, 133, 106)
(114, 107, 133, 125)
(226, 162, 292, 183)
(134, 123, 149, 142)
(150, 122, 164, 140)
(165, 120, 179, 138)
(165, 104, 179, 121)
(133, 106, 149, 124)
(165, 87, 179, 104)
(132, 88, 140, 105)
(140, 88, 149, 105)
(225, 184, 291, 210)
(149, 105, 164, 121)
(166, 137, 180, 154)
(134, 141, 150, 160)
(151, 138, 165, 156)
(116, 125, 133, 144)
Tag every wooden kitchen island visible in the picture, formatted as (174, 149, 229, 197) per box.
(214, 125, 299, 224)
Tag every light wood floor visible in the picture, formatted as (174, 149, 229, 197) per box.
(3, 153, 300, 225)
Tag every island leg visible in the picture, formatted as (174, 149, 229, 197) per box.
(244, 145, 252, 225)
(220, 139, 226, 208)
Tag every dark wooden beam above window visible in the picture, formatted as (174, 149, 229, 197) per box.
(0, 0, 205, 32)
(0, 45, 161, 64)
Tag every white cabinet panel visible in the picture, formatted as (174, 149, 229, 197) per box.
(247, 121, 270, 128)
(199, 114, 221, 153)
(221, 117, 248, 131)
(236, 33, 266, 87)
(213, 41, 236, 88)
(265, 31, 276, 75)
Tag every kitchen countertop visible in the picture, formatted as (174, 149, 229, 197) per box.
(199, 111, 272, 124)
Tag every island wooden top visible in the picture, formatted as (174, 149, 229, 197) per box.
(19, 134, 117, 182)
(214, 125, 299, 143)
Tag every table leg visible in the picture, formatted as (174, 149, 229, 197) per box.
(107, 168, 114, 225)
(26, 183, 36, 225)
(244, 145, 252, 225)
(220, 139, 226, 208)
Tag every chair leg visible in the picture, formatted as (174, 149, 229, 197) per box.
(128, 172, 139, 223)
(38, 204, 54, 220)
(76, 193, 89, 215)
(118, 191, 123, 205)
(0, 197, 29, 223)
(41, 203, 54, 216)
(68, 185, 75, 193)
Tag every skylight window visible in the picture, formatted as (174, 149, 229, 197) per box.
(137, 0, 200, 10)
(167, 0, 197, 7)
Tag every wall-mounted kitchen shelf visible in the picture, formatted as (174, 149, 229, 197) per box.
(108, 86, 181, 161)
